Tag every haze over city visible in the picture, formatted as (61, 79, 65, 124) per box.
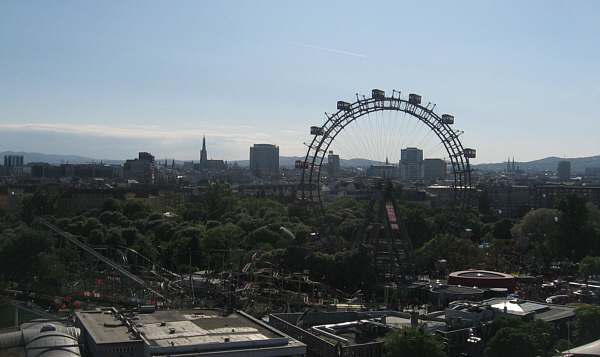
(1, 1, 599, 163)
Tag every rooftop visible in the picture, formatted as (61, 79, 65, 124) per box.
(483, 297, 577, 322)
(76, 308, 305, 356)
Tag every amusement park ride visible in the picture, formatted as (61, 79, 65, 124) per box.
(298, 89, 476, 290)
(26, 89, 475, 313)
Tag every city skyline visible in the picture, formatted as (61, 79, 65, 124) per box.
(1, 2, 599, 164)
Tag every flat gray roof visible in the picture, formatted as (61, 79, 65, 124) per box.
(483, 298, 577, 322)
(76, 308, 306, 355)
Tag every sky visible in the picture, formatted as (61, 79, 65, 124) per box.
(1, 1, 599, 164)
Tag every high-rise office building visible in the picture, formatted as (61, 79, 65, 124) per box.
(124, 152, 157, 184)
(3, 154, 24, 175)
(328, 151, 340, 177)
(557, 160, 571, 181)
(423, 159, 446, 181)
(399, 147, 424, 181)
(4, 155, 24, 167)
(250, 144, 279, 178)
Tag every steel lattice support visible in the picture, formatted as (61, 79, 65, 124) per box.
(352, 181, 416, 283)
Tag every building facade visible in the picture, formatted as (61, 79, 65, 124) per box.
(424, 158, 446, 181)
(328, 151, 340, 177)
(249, 144, 279, 178)
(400, 147, 424, 181)
(557, 160, 571, 181)
(198, 135, 226, 171)
(124, 152, 157, 184)
(3, 154, 24, 176)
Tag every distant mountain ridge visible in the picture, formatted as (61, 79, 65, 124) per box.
(0, 151, 124, 165)
(473, 155, 600, 174)
(2, 151, 599, 173)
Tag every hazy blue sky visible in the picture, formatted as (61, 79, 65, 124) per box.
(1, 1, 599, 164)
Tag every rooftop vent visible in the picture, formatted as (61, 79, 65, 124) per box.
(40, 324, 57, 332)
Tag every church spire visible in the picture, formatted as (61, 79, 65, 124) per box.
(200, 134, 208, 168)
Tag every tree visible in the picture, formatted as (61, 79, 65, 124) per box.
(492, 218, 513, 240)
(574, 304, 600, 345)
(525, 319, 559, 357)
(132, 234, 158, 261)
(203, 182, 238, 221)
(484, 316, 524, 340)
(99, 210, 127, 226)
(485, 316, 559, 357)
(287, 204, 305, 219)
(383, 325, 446, 357)
(478, 189, 492, 215)
(0, 229, 56, 290)
(101, 198, 124, 213)
(484, 327, 536, 357)
(30, 252, 68, 295)
(510, 208, 562, 266)
(122, 227, 140, 246)
(416, 235, 487, 274)
(555, 194, 600, 259)
(403, 205, 435, 249)
(338, 218, 361, 242)
(555, 193, 589, 231)
(104, 227, 126, 246)
(243, 225, 283, 250)
(87, 228, 105, 245)
(203, 223, 244, 251)
(239, 197, 286, 218)
(587, 202, 600, 231)
(330, 248, 378, 293)
(21, 188, 61, 223)
(175, 203, 204, 222)
(579, 256, 600, 278)
(123, 200, 154, 220)
(554, 193, 593, 260)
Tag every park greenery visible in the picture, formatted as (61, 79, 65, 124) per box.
(383, 325, 446, 357)
(482, 305, 600, 357)
(1, 184, 599, 296)
(1, 183, 600, 355)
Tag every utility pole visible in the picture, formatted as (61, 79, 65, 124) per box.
(189, 248, 194, 306)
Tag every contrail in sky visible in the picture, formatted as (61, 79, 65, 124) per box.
(289, 41, 367, 57)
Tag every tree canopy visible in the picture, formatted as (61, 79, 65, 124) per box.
(383, 325, 446, 357)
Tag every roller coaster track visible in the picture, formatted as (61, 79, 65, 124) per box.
(37, 218, 169, 300)
(4, 298, 56, 320)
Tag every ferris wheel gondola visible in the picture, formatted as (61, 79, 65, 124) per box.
(299, 89, 475, 210)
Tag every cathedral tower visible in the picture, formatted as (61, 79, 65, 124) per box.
(200, 135, 208, 169)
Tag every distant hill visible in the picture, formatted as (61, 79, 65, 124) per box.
(0, 151, 124, 165)
(473, 155, 600, 174)
(2, 151, 599, 173)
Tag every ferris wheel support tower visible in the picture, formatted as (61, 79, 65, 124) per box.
(299, 89, 476, 284)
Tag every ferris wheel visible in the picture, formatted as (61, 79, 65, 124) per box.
(298, 89, 476, 209)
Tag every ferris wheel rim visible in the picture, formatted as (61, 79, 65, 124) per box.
(300, 89, 473, 209)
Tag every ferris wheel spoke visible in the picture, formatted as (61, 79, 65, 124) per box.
(301, 89, 475, 210)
